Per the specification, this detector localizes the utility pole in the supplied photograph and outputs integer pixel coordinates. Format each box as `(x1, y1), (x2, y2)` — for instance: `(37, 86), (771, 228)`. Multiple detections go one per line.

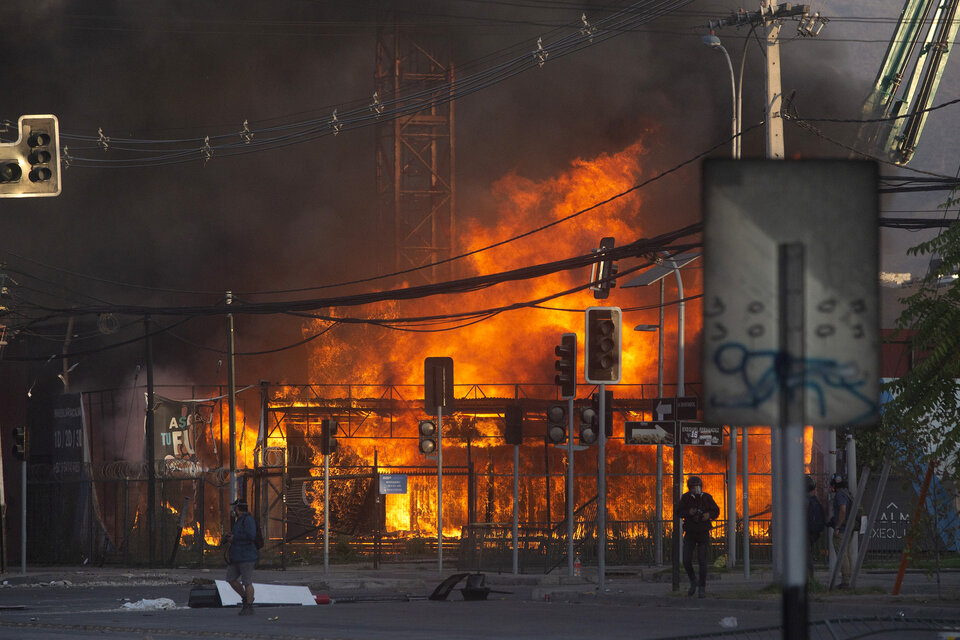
(704, 7), (826, 637)
(761, 2), (786, 159)
(706, 3), (826, 160)
(226, 292), (238, 505)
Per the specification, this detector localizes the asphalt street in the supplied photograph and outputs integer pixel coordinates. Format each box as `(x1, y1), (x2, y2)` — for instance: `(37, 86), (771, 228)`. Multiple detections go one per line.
(0, 564), (957, 639)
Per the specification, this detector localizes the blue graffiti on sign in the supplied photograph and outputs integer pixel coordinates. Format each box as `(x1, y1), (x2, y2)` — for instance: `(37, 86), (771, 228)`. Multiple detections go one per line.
(709, 342), (878, 424)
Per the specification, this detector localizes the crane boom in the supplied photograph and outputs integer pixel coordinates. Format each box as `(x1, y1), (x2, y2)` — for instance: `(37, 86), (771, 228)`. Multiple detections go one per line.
(859, 0), (960, 164)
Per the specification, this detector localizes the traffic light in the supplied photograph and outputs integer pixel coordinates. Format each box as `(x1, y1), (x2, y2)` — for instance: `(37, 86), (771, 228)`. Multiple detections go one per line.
(418, 419), (438, 456)
(578, 404), (598, 445)
(585, 306), (622, 383)
(504, 405), (523, 445)
(424, 357), (454, 415)
(554, 333), (577, 399)
(320, 419), (338, 455)
(0, 115), (61, 198)
(11, 426), (26, 461)
(590, 237), (619, 300)
(545, 404), (567, 444)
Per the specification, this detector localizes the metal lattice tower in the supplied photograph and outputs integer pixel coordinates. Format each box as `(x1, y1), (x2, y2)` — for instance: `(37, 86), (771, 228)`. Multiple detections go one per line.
(375, 24), (456, 284)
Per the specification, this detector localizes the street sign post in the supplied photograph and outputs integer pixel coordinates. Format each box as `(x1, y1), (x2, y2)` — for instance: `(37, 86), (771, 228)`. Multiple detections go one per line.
(625, 420), (676, 446)
(653, 396), (698, 420)
(379, 474), (408, 494)
(676, 396), (698, 420)
(678, 421), (723, 447)
(653, 397), (674, 420)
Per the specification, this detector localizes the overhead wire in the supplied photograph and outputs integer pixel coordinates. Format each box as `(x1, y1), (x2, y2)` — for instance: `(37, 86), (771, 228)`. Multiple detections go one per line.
(56, 0), (697, 168)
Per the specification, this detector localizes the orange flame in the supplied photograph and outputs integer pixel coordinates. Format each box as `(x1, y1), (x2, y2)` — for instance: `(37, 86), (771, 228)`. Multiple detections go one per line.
(289, 140), (725, 536)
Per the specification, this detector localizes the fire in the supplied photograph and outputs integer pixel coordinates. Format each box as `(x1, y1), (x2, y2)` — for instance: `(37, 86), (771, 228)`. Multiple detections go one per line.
(283, 140), (723, 537)
(304, 140), (656, 390)
(216, 402), (259, 468)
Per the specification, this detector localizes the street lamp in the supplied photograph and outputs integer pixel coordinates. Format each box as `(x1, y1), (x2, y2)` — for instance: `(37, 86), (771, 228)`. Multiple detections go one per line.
(624, 251), (699, 587)
(634, 322), (664, 565)
(702, 33), (742, 159)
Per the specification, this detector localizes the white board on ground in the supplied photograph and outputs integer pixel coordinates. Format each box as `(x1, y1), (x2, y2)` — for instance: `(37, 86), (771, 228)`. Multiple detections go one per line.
(215, 580), (317, 606)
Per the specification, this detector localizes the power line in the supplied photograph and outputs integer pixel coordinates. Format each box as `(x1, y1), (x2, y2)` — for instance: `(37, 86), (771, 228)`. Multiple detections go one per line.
(55, 0), (696, 169)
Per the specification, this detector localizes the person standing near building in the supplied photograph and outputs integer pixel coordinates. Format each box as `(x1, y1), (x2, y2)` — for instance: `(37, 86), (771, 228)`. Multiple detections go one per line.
(223, 498), (258, 615)
(806, 475), (827, 580)
(828, 474), (853, 588)
(677, 475), (720, 598)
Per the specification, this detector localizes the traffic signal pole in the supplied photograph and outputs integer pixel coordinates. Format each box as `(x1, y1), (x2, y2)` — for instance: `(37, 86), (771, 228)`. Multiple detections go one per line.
(324, 451), (330, 574)
(566, 397), (575, 577)
(512, 432), (519, 575)
(20, 457), (26, 574)
(598, 384), (607, 589)
(437, 404), (443, 575)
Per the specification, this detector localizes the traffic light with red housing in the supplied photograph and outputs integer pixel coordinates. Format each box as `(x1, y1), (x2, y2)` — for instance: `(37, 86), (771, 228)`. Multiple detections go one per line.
(0, 115), (61, 198)
(554, 333), (577, 399)
(585, 307), (622, 383)
(320, 419), (338, 455)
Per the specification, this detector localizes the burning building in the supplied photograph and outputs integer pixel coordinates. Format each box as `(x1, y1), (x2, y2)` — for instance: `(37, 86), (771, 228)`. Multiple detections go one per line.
(22, 139), (788, 570)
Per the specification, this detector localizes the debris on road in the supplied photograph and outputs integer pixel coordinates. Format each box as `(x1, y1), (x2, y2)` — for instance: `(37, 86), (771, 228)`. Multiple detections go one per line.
(122, 597), (177, 610)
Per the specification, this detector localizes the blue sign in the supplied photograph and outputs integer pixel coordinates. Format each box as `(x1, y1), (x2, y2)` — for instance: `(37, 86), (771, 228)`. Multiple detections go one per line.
(379, 474), (408, 495)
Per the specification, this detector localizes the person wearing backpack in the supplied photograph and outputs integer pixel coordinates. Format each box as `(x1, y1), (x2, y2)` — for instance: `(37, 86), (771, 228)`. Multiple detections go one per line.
(224, 498), (258, 615)
(806, 475), (826, 581)
(828, 474), (853, 588)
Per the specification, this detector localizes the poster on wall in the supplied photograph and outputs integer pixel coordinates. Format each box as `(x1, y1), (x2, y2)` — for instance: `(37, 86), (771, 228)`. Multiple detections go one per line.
(26, 392), (86, 475)
(148, 395), (214, 477)
(52, 393), (85, 475)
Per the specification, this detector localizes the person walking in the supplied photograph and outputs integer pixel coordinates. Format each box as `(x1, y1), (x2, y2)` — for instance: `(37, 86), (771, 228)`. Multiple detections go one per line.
(677, 475), (720, 598)
(224, 498), (258, 615)
(828, 474), (853, 588)
(806, 475), (827, 581)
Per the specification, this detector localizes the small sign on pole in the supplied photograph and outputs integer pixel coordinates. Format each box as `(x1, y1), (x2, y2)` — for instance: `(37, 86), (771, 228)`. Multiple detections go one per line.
(625, 420), (676, 446)
(379, 474), (408, 495)
(678, 421), (723, 447)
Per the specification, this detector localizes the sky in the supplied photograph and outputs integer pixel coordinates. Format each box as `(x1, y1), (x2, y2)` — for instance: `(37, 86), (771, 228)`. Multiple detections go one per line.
(0, 0), (957, 393)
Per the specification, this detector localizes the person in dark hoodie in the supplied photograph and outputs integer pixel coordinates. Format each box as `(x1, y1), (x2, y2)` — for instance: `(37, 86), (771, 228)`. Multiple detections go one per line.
(677, 475), (720, 598)
(223, 498), (258, 615)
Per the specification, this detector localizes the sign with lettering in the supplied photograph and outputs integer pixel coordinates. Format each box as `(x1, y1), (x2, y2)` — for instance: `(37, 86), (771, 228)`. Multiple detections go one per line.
(151, 395), (213, 477)
(52, 393), (84, 475)
(678, 421), (723, 447)
(676, 396), (698, 420)
(379, 474), (408, 495)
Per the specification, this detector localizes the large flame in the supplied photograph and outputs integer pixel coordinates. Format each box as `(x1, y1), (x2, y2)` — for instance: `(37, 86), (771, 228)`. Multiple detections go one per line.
(281, 140), (752, 537)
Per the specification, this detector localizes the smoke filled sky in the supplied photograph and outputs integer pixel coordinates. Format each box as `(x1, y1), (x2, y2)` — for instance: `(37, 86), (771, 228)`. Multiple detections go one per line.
(1, 0), (958, 390)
